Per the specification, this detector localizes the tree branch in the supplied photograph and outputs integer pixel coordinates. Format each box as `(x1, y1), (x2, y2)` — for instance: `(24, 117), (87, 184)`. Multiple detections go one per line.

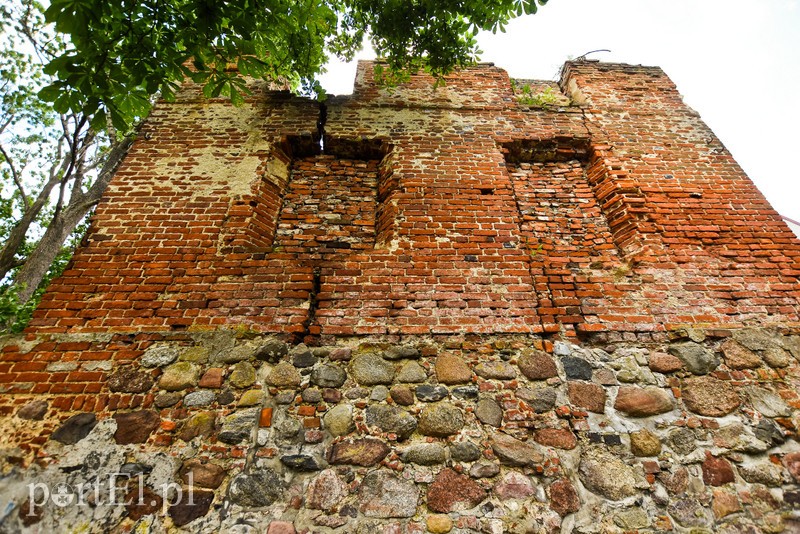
(0, 143), (29, 207)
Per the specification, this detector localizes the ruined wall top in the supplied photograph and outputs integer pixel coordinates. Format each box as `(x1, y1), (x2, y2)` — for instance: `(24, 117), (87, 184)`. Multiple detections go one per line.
(1, 60), (800, 534)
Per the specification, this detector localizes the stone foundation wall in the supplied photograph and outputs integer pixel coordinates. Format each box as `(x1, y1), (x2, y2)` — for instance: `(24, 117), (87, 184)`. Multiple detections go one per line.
(1, 328), (800, 532)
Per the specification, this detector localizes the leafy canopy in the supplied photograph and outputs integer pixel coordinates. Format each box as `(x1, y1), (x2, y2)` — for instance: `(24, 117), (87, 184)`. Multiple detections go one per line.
(40, 0), (548, 131)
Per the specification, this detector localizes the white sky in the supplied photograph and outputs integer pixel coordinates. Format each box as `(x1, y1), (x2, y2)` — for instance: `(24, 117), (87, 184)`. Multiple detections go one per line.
(319, 0), (800, 235)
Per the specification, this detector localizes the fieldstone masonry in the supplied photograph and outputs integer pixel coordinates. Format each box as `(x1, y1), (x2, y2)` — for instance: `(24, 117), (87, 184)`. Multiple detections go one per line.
(0, 60), (799, 533)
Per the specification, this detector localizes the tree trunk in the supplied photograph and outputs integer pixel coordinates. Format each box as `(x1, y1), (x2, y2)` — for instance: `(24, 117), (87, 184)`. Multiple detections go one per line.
(13, 136), (133, 305)
(0, 171), (63, 281)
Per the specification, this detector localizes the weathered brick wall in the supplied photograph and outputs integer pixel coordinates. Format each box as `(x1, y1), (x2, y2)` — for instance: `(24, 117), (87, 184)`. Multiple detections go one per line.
(1, 61), (800, 533)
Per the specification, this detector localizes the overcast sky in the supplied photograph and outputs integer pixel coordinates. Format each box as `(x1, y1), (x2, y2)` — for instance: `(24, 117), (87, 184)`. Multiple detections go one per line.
(320, 0), (800, 235)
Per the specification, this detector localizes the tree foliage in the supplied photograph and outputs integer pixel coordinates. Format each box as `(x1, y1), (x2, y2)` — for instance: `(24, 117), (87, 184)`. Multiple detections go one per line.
(41, 0), (548, 131)
(0, 1), (133, 331)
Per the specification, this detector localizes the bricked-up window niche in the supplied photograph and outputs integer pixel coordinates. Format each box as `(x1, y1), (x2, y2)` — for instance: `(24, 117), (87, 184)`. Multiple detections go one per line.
(502, 137), (623, 326)
(273, 136), (393, 259)
(217, 134), (394, 256)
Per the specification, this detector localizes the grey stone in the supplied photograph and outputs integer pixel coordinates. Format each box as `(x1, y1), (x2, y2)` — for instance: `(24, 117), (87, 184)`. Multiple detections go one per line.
(384, 346), (420, 360)
(274, 390), (296, 404)
(403, 443), (447, 465)
(474, 361), (516, 380)
(517, 387), (557, 412)
(450, 441), (482, 462)
(218, 408), (258, 444)
(754, 418), (786, 446)
(273, 411), (302, 441)
(451, 385), (479, 400)
(667, 498), (713, 528)
(51, 413), (96, 444)
(179, 346), (210, 363)
(763, 347), (792, 368)
(784, 335), (800, 360)
(745, 386), (791, 417)
(228, 362), (257, 389)
(714, 423), (770, 454)
(370, 385), (389, 401)
(491, 433), (543, 467)
(350, 353), (395, 385)
(738, 461), (784, 486)
(17, 400), (48, 420)
(553, 342), (572, 356)
(266, 361), (302, 388)
(669, 342), (719, 375)
(359, 470), (419, 518)
(254, 339), (289, 362)
(345, 387), (368, 399)
(219, 343), (257, 364)
(302, 388), (322, 403)
(732, 329), (781, 351)
(475, 398), (503, 427)
(324, 404), (354, 436)
(415, 384), (449, 402)
(366, 404), (417, 440)
(579, 446), (641, 501)
(396, 361), (427, 383)
(228, 468), (285, 508)
(108, 367), (154, 393)
(561, 356), (592, 380)
(158, 362), (199, 391)
(183, 390), (217, 407)
(470, 462), (500, 478)
(667, 427), (696, 455)
(418, 403), (464, 437)
(310, 364), (347, 388)
(140, 344), (179, 368)
(291, 344), (317, 368)
(154, 391), (183, 408)
(280, 454), (323, 471)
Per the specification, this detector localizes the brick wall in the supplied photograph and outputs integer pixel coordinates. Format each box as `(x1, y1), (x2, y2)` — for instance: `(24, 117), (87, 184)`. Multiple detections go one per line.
(2, 61), (800, 533)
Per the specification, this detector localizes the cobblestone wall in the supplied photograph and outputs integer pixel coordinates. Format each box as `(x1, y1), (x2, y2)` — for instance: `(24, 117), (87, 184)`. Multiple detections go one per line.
(1, 61), (800, 533)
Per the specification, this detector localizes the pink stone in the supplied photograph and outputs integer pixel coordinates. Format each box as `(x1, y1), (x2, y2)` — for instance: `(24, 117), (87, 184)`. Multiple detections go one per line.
(494, 471), (535, 499)
(267, 521), (296, 534)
